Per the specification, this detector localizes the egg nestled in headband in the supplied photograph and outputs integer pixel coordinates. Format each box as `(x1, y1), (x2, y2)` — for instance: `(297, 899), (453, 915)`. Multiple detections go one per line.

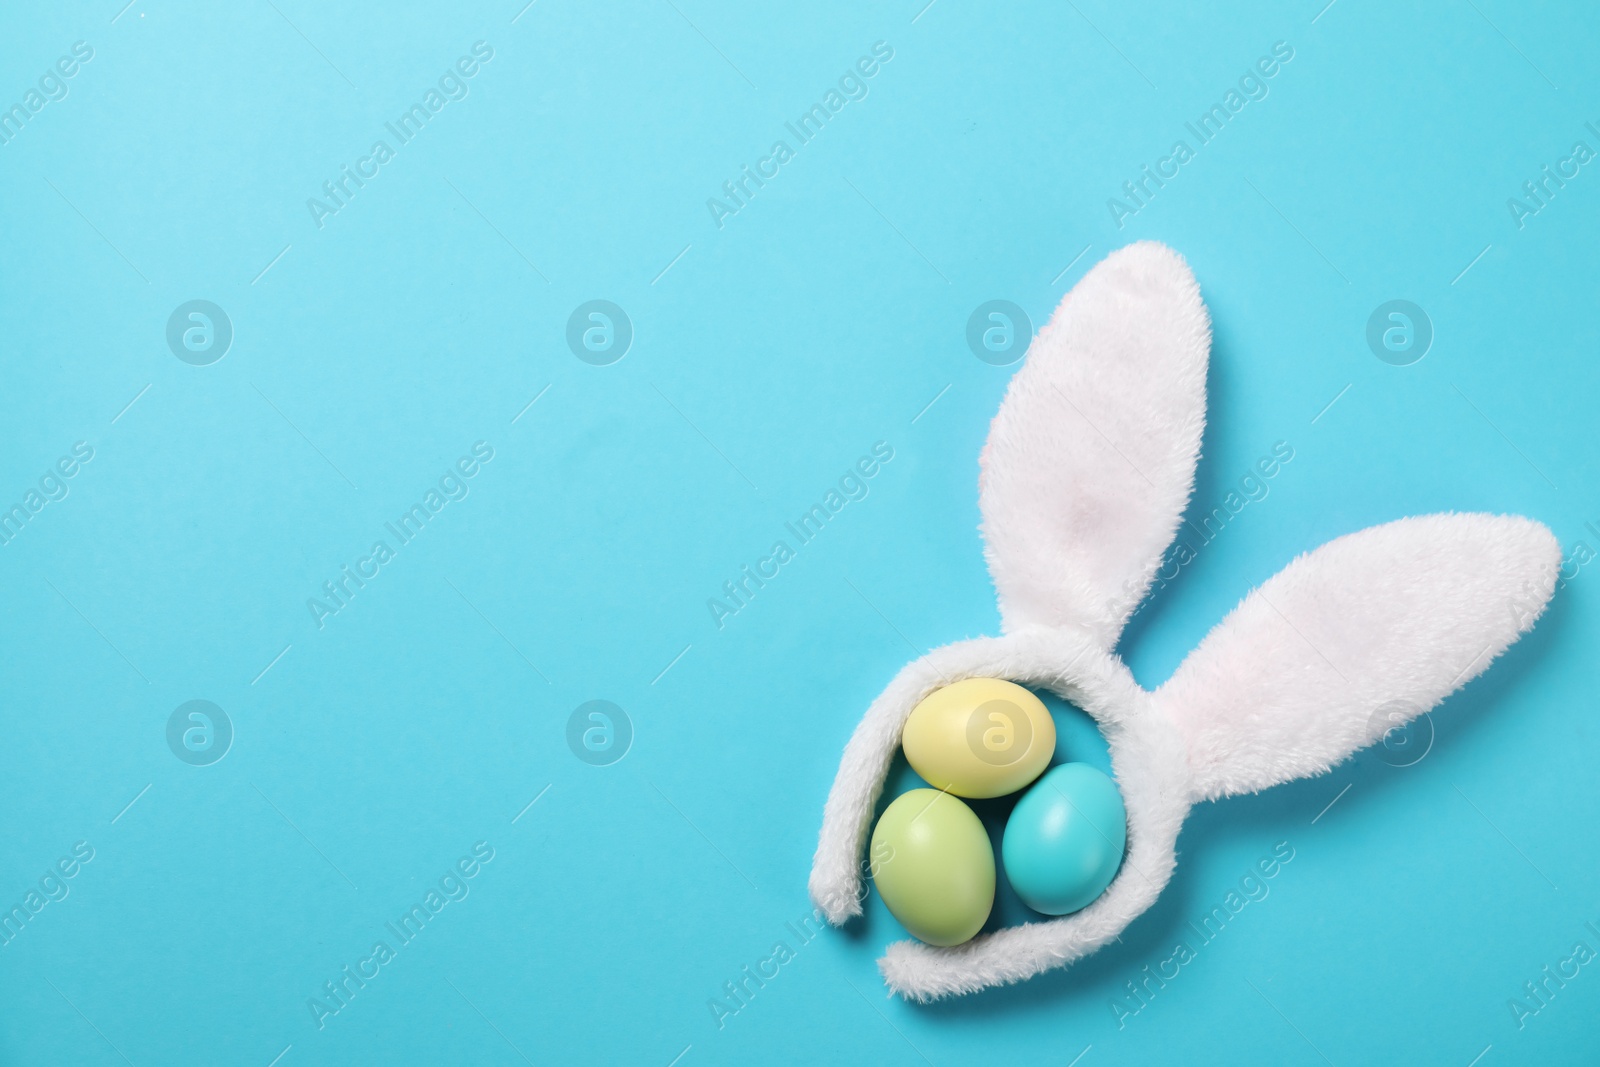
(900, 678), (1055, 798)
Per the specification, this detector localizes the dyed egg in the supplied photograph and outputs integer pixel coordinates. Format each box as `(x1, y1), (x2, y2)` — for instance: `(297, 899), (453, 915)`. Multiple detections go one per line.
(870, 788), (995, 946)
(901, 678), (1055, 798)
(1002, 763), (1126, 916)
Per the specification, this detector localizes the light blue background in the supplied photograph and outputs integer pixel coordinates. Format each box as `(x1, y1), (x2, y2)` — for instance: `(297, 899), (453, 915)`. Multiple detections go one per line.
(2, 0), (1597, 1063)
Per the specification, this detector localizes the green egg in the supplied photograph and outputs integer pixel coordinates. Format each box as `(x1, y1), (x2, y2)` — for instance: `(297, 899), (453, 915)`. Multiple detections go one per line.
(869, 788), (995, 946)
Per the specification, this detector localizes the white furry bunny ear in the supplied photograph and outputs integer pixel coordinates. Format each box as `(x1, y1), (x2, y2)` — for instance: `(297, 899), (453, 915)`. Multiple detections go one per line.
(1158, 514), (1560, 801)
(981, 241), (1210, 646)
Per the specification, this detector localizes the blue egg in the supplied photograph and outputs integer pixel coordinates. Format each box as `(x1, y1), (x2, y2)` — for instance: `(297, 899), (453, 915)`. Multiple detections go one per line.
(1002, 763), (1127, 915)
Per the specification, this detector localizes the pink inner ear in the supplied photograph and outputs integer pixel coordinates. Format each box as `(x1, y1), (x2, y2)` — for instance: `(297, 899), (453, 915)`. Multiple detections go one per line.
(1156, 513), (1560, 802)
(979, 241), (1211, 647)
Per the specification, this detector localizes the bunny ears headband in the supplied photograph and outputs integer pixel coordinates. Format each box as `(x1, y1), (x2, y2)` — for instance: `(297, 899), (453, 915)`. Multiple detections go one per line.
(809, 242), (1560, 1001)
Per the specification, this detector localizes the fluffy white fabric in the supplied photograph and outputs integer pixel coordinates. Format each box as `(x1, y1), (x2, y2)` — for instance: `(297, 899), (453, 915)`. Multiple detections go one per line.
(808, 241), (1560, 1001)
(1163, 513), (1558, 801)
(981, 241), (1210, 644)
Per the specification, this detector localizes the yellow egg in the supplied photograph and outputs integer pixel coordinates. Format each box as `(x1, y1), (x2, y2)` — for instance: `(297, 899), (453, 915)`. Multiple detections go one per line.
(901, 678), (1055, 798)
